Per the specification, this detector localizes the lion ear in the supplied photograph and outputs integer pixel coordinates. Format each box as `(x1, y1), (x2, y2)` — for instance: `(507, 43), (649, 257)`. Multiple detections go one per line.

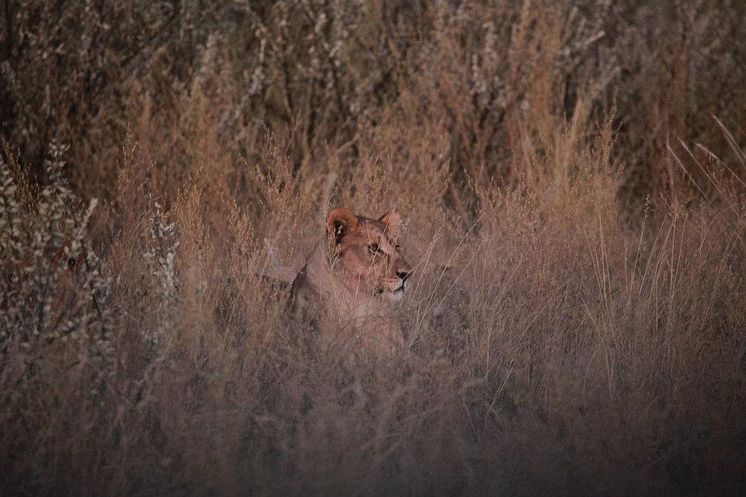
(326, 208), (359, 246)
(378, 209), (401, 237)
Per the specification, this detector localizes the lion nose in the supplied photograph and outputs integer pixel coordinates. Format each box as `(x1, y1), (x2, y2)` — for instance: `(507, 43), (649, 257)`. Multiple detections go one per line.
(397, 270), (411, 281)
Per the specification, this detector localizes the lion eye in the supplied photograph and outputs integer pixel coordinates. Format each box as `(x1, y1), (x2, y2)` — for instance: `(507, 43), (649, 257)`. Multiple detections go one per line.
(369, 243), (382, 256)
(394, 244), (401, 249)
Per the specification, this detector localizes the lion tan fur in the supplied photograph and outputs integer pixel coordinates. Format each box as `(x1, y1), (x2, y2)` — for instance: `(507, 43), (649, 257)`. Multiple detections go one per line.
(290, 208), (412, 357)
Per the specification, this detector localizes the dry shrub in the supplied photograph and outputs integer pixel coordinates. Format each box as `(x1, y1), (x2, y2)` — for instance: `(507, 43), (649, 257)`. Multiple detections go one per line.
(3, 1), (745, 203)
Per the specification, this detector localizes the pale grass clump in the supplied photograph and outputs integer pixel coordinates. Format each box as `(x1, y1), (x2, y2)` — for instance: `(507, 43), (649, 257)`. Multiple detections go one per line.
(2, 116), (745, 496)
(0, 145), (115, 495)
(0, 143), (113, 373)
(141, 195), (180, 349)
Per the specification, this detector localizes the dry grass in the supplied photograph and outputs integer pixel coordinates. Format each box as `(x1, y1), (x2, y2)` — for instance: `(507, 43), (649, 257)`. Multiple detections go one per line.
(2, 1), (746, 496)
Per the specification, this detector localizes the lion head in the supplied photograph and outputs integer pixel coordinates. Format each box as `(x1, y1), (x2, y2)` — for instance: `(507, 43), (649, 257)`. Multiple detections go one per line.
(325, 207), (412, 301)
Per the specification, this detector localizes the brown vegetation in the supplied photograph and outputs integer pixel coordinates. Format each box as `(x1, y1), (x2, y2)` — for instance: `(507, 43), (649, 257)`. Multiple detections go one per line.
(1, 1), (745, 496)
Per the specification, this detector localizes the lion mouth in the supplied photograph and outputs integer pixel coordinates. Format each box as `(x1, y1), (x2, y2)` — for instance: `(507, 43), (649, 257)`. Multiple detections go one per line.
(375, 281), (406, 301)
(388, 282), (406, 301)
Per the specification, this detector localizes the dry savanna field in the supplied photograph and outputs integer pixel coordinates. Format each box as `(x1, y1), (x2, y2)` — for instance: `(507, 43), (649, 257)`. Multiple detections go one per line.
(1, 1), (746, 496)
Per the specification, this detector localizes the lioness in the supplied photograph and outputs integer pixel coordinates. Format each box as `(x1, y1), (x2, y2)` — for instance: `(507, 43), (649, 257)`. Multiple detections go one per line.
(290, 207), (412, 357)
